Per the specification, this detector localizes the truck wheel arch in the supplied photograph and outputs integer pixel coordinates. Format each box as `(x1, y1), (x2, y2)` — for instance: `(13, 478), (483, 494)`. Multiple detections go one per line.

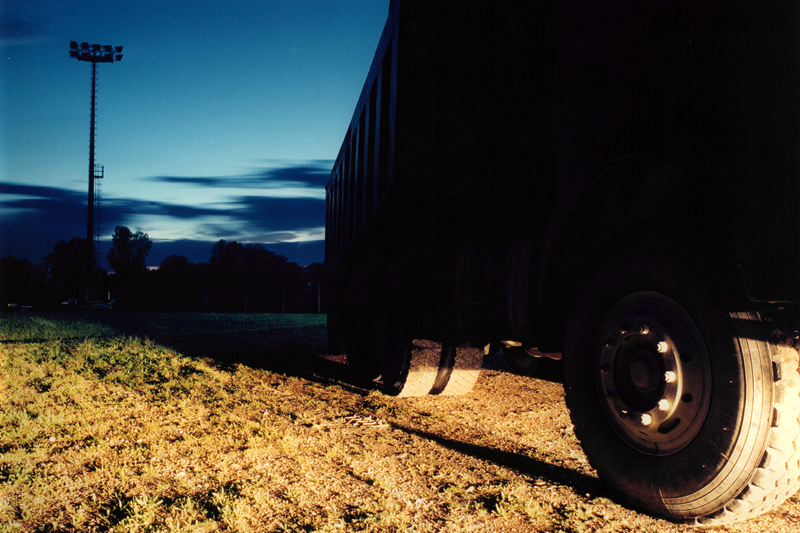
(538, 158), (740, 350)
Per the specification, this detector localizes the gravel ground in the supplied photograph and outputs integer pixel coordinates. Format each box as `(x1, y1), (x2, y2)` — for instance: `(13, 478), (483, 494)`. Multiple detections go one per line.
(314, 348), (800, 533)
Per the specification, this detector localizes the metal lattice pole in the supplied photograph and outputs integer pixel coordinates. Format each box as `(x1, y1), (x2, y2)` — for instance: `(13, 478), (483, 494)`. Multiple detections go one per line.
(69, 41), (123, 297)
(87, 60), (97, 278)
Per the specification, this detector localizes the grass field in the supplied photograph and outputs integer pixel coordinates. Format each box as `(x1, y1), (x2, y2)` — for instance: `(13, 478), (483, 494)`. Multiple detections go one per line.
(1, 312), (343, 533)
(2, 312), (797, 533)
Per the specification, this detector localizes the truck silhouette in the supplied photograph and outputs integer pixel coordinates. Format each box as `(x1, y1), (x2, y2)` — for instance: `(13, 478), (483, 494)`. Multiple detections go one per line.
(324, 1), (800, 524)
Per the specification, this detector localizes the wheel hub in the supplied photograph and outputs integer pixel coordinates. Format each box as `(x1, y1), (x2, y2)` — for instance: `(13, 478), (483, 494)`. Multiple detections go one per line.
(614, 337), (666, 412)
(596, 292), (711, 455)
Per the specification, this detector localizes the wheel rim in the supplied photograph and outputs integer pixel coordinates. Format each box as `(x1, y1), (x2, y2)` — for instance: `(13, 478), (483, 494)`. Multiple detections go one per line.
(596, 291), (711, 455)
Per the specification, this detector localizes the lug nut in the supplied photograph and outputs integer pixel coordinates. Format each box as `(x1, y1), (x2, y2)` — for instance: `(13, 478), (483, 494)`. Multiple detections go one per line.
(639, 324), (650, 335)
(656, 341), (669, 353)
(640, 413), (652, 426)
(658, 399), (670, 411)
(664, 371), (676, 383)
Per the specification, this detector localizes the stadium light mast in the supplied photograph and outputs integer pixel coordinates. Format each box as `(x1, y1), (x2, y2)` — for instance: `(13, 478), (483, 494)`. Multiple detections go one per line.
(69, 41), (123, 298)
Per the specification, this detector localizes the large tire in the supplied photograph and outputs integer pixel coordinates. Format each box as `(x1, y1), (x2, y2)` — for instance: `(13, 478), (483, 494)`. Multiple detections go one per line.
(431, 342), (485, 396)
(344, 275), (379, 381)
(564, 246), (800, 525)
(398, 340), (446, 397)
(374, 265), (441, 396)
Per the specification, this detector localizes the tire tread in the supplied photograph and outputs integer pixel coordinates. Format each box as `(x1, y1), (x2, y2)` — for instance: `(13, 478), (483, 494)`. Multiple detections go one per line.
(394, 340), (442, 397)
(696, 344), (800, 525)
(437, 344), (484, 396)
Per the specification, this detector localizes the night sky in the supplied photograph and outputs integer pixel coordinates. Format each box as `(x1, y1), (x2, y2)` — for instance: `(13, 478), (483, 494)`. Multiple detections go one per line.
(1, 0), (389, 267)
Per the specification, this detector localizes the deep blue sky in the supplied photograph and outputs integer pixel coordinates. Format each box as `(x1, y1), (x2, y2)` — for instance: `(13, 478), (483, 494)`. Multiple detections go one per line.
(1, 0), (389, 267)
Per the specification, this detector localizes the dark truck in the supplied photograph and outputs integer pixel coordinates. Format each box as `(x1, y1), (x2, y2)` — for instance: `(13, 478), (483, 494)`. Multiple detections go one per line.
(324, 0), (800, 524)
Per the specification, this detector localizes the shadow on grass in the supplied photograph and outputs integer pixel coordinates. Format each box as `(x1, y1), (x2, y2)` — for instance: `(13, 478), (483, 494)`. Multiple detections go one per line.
(391, 422), (612, 500)
(74, 312), (615, 503)
(76, 312), (370, 393)
(140, 327), (611, 502)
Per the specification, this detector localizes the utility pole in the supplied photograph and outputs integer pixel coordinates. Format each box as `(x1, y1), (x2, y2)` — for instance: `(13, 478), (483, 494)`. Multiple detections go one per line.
(69, 41), (123, 300)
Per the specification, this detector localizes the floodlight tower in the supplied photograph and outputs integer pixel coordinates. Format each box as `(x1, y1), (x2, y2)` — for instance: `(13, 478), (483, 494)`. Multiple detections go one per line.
(69, 41), (123, 292)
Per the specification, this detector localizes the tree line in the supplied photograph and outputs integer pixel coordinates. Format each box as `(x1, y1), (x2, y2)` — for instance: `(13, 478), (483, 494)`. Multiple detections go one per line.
(0, 226), (325, 313)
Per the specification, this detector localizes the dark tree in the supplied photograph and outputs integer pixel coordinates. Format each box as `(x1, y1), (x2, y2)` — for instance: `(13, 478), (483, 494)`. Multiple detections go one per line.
(154, 254), (206, 311)
(209, 240), (245, 275)
(44, 237), (89, 301)
(302, 262), (326, 312)
(159, 254), (191, 274)
(241, 243), (290, 278)
(205, 240), (309, 312)
(0, 256), (36, 307)
(303, 262), (325, 285)
(107, 226), (153, 275)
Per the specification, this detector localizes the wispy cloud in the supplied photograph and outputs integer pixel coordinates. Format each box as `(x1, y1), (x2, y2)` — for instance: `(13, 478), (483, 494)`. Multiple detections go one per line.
(148, 159), (333, 198)
(0, 161), (329, 265)
(0, 18), (45, 45)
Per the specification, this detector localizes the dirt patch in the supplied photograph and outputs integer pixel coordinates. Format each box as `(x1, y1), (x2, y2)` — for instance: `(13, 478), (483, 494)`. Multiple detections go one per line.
(304, 349), (800, 532)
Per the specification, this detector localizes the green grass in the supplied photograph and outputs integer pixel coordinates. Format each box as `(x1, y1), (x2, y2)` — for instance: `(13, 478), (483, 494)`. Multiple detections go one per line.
(0, 314), (115, 341)
(0, 312), (326, 342)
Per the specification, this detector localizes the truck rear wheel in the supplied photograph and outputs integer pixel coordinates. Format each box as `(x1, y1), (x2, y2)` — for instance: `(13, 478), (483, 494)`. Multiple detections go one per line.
(563, 248), (800, 524)
(344, 275), (378, 381)
(374, 265), (441, 396)
(430, 342), (485, 395)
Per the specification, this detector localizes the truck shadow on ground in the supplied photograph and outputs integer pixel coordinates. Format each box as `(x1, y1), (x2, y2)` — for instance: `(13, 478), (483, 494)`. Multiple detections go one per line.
(151, 330), (616, 506)
(390, 422), (613, 500)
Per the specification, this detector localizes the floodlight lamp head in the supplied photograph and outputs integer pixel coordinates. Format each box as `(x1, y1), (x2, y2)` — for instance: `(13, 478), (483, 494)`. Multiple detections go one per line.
(70, 41), (124, 63)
